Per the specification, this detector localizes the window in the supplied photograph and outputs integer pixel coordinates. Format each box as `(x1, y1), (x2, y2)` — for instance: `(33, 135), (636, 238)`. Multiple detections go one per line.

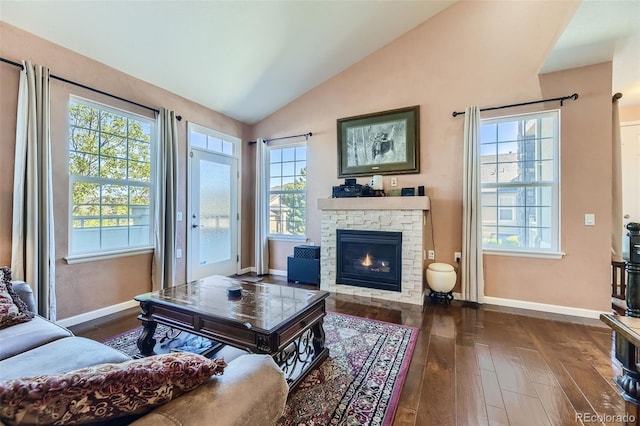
(480, 110), (560, 254)
(68, 97), (155, 255)
(267, 144), (307, 237)
(189, 123), (235, 156)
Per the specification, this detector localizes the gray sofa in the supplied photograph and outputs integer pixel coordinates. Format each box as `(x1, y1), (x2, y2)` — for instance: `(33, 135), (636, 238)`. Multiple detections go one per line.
(0, 281), (289, 426)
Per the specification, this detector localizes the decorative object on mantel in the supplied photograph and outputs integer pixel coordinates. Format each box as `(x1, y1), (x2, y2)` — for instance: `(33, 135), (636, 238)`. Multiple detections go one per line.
(332, 178), (385, 198)
(400, 187), (415, 196)
(337, 106), (419, 177)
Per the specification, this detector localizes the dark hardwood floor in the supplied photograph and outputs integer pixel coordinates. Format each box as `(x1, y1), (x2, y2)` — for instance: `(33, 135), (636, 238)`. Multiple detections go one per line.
(70, 275), (625, 425)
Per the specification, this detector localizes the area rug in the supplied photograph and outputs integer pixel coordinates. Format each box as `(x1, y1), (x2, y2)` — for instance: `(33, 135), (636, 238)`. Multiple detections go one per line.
(101, 324), (219, 357)
(102, 312), (418, 426)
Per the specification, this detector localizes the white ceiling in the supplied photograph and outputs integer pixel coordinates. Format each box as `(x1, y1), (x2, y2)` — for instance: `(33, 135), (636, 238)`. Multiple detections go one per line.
(1, 1), (638, 124)
(541, 0), (640, 106)
(0, 0), (455, 124)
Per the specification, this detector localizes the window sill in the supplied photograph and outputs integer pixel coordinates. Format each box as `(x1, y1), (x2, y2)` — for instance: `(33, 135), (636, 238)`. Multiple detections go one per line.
(483, 249), (564, 260)
(65, 247), (154, 264)
(268, 235), (307, 243)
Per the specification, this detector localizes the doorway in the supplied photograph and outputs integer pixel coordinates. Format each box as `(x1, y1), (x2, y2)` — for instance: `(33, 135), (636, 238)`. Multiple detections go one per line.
(622, 121), (640, 258)
(187, 124), (240, 281)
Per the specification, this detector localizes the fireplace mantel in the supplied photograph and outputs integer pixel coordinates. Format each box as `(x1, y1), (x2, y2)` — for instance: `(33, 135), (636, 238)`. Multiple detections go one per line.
(319, 198), (428, 305)
(317, 196), (430, 211)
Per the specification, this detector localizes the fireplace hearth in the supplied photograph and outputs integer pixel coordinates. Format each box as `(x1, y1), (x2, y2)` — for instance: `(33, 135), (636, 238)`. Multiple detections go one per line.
(336, 229), (402, 292)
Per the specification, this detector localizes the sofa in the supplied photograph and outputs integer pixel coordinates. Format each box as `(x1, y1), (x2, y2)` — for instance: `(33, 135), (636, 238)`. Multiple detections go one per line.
(0, 279), (289, 426)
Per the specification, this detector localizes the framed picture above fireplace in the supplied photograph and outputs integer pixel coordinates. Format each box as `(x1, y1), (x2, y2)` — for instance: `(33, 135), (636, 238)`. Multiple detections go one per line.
(337, 105), (419, 178)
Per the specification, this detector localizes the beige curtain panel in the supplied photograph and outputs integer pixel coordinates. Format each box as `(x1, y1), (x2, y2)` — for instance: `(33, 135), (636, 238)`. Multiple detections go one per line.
(152, 108), (179, 291)
(461, 106), (484, 303)
(11, 60), (56, 320)
(255, 138), (270, 275)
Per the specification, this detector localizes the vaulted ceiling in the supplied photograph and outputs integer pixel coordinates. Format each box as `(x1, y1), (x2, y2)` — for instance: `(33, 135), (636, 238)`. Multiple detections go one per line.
(1, 1), (638, 124)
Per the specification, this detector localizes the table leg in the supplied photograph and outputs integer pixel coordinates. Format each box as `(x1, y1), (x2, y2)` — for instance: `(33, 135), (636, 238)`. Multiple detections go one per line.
(311, 317), (326, 356)
(137, 319), (157, 356)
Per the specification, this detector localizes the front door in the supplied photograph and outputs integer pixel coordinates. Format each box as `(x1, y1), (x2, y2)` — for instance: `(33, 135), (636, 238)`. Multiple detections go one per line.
(189, 149), (239, 280)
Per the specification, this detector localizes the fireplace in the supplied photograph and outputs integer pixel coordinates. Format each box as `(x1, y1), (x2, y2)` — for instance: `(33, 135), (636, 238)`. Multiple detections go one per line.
(336, 229), (402, 292)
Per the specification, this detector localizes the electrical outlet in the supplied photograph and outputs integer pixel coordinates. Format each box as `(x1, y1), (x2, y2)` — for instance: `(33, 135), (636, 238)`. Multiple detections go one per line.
(428, 250), (435, 260)
(391, 177), (398, 187)
(454, 252), (461, 263)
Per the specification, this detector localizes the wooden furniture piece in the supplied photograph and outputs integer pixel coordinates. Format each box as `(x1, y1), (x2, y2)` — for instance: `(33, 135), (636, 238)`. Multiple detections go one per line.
(600, 313), (640, 424)
(613, 260), (628, 315)
(134, 275), (329, 391)
(626, 223), (640, 317)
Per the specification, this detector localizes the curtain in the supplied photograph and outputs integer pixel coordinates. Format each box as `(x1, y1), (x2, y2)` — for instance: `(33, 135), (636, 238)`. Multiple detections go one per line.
(255, 138), (270, 275)
(152, 109), (178, 291)
(11, 60), (56, 320)
(612, 96), (623, 262)
(461, 106), (484, 303)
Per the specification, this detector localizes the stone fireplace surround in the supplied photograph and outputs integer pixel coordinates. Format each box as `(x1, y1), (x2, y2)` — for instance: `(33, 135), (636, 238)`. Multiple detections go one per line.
(318, 197), (430, 305)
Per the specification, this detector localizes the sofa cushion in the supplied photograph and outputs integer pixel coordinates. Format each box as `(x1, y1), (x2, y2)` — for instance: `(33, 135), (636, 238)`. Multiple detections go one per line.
(9, 281), (36, 314)
(0, 268), (34, 330)
(0, 268), (33, 317)
(0, 316), (73, 361)
(130, 354), (287, 426)
(0, 336), (132, 381)
(0, 352), (227, 426)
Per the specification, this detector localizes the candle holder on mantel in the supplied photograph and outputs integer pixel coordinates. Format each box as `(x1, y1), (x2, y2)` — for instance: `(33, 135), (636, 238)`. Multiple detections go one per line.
(625, 222), (640, 317)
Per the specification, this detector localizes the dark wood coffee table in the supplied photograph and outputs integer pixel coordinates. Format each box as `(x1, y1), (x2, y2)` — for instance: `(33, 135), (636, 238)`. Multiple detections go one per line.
(134, 275), (329, 390)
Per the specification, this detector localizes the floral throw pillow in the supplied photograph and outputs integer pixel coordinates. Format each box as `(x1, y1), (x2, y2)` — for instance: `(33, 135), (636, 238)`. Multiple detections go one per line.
(0, 267), (34, 329)
(0, 352), (227, 425)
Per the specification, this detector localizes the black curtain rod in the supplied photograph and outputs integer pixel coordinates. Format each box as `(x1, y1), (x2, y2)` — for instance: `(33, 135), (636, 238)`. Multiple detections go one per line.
(1, 57), (182, 121)
(452, 93), (579, 117)
(248, 132), (312, 145)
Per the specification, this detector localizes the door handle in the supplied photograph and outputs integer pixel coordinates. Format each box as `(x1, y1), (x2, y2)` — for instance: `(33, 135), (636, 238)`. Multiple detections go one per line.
(624, 214), (631, 219)
(192, 223), (199, 228)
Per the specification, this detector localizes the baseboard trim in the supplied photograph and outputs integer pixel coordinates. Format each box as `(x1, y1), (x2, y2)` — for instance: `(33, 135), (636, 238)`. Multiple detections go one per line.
(57, 300), (139, 328)
(269, 269), (287, 276)
(238, 267), (253, 275)
(451, 292), (604, 319)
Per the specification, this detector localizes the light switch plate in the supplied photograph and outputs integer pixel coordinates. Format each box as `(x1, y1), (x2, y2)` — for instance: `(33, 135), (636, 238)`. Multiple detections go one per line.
(176, 212), (183, 222)
(584, 213), (595, 226)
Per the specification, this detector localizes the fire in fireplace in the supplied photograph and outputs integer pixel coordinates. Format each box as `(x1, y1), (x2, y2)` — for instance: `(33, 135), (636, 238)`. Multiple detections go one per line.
(336, 229), (402, 292)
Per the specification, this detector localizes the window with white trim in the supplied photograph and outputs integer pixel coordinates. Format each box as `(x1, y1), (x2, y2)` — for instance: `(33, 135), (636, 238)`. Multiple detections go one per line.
(68, 97), (156, 255)
(267, 144), (307, 237)
(480, 110), (560, 254)
(189, 123), (235, 156)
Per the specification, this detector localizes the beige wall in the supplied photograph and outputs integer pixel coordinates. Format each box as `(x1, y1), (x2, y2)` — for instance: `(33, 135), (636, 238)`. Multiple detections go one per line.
(252, 0), (613, 312)
(0, 0), (619, 318)
(620, 104), (640, 123)
(0, 22), (252, 319)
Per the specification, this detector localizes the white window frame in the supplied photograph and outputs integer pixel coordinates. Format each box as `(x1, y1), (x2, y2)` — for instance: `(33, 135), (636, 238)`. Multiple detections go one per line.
(480, 110), (562, 259)
(266, 142), (307, 241)
(66, 96), (156, 263)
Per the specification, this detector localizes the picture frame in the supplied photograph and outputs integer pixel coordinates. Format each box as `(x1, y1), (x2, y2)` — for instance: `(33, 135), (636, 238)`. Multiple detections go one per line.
(337, 105), (419, 178)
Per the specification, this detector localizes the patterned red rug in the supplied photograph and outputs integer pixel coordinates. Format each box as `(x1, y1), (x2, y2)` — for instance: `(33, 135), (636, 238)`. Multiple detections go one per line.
(102, 312), (418, 426)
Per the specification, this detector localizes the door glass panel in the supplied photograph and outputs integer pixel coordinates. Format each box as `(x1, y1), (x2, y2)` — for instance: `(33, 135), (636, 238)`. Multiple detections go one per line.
(199, 158), (231, 266)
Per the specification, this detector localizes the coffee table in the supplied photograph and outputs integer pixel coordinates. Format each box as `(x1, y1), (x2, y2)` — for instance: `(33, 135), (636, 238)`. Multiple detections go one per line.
(134, 275), (329, 390)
